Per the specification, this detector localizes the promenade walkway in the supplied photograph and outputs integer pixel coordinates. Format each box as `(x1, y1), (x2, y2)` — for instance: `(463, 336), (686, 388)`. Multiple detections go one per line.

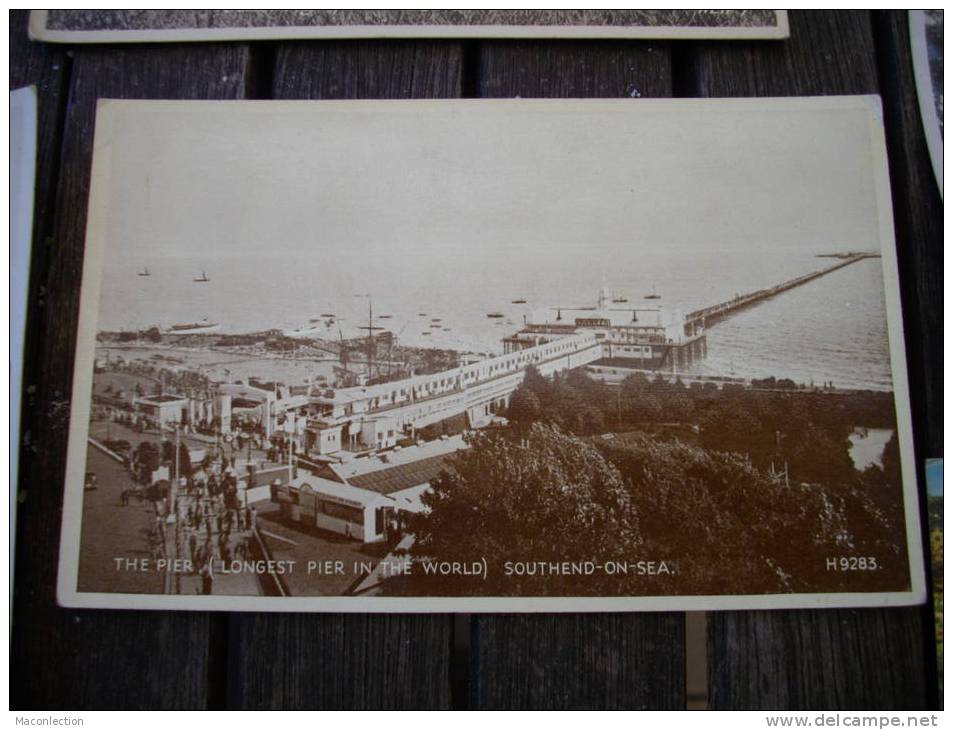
(77, 445), (164, 594)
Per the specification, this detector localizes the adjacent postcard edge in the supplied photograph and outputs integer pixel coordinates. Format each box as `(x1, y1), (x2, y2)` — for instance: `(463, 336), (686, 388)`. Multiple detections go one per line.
(29, 9), (789, 43)
(55, 95), (926, 613)
(11, 85), (38, 621)
(908, 10), (943, 198)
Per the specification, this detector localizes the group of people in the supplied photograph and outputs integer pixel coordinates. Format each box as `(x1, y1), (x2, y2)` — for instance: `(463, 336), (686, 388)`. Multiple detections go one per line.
(148, 469), (259, 595)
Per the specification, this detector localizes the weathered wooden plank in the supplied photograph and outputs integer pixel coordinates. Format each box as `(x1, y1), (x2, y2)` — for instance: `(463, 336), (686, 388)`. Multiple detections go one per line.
(273, 40), (462, 99)
(709, 609), (929, 710)
(224, 41), (463, 710)
(9, 10), (69, 571)
(479, 40), (671, 98)
(10, 43), (248, 709)
(874, 11), (943, 708)
(229, 614), (453, 709)
(874, 10), (943, 458)
(691, 10), (931, 710)
(9, 11), (67, 241)
(471, 40), (685, 711)
(472, 613), (686, 710)
(689, 10), (880, 97)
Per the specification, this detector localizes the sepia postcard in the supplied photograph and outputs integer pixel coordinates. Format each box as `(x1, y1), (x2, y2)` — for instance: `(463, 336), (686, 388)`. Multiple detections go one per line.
(29, 9), (790, 42)
(58, 97), (925, 612)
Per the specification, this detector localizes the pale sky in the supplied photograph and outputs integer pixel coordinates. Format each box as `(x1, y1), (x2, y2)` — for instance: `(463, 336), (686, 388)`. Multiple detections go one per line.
(95, 98), (885, 279)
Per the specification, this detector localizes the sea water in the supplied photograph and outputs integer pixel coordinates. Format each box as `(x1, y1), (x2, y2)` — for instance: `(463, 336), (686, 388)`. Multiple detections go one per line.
(100, 245), (894, 391)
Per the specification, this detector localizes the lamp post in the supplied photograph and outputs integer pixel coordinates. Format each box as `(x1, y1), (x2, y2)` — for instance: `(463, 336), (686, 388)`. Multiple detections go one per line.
(167, 423), (180, 525)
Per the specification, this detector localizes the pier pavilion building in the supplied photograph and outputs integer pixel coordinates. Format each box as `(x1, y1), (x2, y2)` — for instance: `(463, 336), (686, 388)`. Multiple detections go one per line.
(291, 287), (704, 457)
(502, 285), (706, 371)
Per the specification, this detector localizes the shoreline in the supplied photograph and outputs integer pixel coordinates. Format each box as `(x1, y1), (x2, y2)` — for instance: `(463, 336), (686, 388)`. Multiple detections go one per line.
(95, 339), (895, 396)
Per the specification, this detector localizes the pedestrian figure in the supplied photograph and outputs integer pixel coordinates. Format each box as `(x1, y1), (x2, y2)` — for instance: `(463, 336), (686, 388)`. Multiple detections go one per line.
(200, 565), (214, 595)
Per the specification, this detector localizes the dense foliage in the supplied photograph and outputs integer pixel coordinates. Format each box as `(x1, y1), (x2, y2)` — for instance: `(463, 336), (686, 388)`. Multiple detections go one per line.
(396, 367), (909, 597)
(509, 367), (896, 481)
(402, 424), (642, 596)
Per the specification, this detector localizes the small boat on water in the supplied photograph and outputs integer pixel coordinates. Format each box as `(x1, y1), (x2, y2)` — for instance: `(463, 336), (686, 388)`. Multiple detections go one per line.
(644, 284), (661, 300)
(138, 267), (151, 277)
(320, 313), (335, 317)
(284, 324), (324, 338)
(511, 298), (527, 304)
(377, 314), (392, 319)
(193, 271), (210, 282)
(486, 312), (504, 318)
(418, 313), (428, 317)
(167, 318), (219, 334)
(612, 296), (629, 303)
(422, 331), (432, 336)
(431, 317), (442, 322)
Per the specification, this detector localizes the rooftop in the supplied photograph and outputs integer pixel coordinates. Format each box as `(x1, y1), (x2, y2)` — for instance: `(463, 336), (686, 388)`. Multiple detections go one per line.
(288, 474), (394, 507)
(332, 434), (466, 480)
(346, 453), (456, 495)
(136, 394), (187, 404)
(325, 434), (467, 495)
(530, 305), (679, 329)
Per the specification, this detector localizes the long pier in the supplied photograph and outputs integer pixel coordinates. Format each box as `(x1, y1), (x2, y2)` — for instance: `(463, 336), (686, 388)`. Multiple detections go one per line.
(686, 253), (879, 328)
(302, 252), (881, 443)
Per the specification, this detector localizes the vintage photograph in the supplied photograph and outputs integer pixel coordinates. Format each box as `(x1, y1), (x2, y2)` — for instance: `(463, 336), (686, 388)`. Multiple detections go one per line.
(58, 98), (923, 611)
(30, 9), (789, 42)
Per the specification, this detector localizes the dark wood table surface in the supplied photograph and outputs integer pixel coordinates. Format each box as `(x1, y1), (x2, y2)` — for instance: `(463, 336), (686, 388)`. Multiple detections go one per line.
(10, 9), (943, 710)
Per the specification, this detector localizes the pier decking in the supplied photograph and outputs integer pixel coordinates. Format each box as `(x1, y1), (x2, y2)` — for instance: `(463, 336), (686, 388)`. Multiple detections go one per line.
(686, 253), (879, 328)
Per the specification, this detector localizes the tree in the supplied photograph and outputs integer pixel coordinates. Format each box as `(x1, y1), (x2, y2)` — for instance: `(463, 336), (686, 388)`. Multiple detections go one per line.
(400, 424), (642, 596)
(596, 433), (906, 594)
(133, 441), (159, 484)
(520, 365), (549, 398)
(784, 425), (855, 485)
(506, 387), (541, 431)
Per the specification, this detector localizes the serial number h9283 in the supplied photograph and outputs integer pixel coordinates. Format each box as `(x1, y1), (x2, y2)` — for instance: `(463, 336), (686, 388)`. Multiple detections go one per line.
(825, 556), (880, 571)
